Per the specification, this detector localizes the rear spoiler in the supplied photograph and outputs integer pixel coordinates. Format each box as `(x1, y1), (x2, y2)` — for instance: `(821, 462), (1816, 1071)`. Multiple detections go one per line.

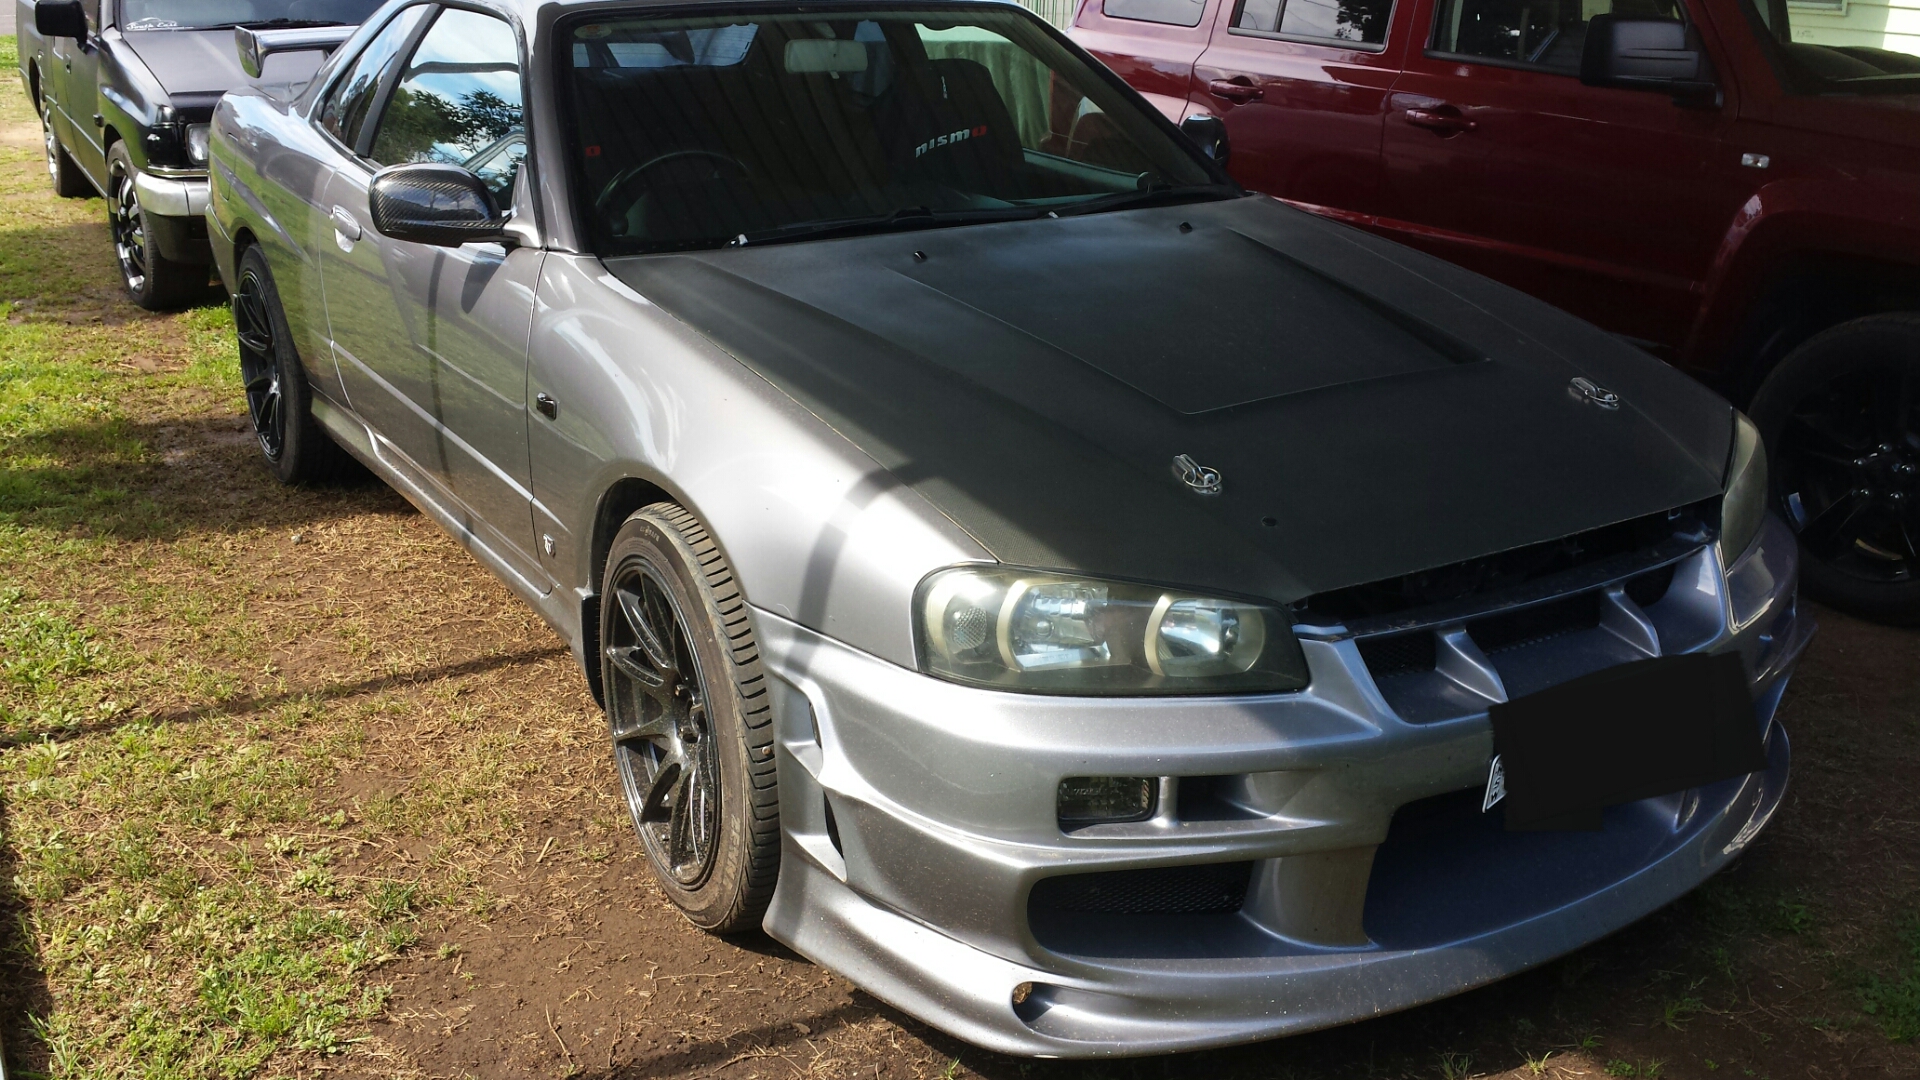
(235, 24), (355, 79)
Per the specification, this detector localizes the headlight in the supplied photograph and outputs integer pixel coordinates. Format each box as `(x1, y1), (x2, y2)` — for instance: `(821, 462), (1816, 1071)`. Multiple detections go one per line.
(916, 566), (1309, 695)
(185, 124), (210, 165)
(1719, 411), (1768, 564)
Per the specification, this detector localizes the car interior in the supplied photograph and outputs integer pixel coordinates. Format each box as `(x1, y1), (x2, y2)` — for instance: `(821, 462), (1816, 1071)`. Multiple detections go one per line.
(566, 14), (1206, 252)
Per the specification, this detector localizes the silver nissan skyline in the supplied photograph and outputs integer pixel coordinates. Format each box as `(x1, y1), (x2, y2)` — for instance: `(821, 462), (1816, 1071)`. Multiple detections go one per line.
(207, 0), (1811, 1056)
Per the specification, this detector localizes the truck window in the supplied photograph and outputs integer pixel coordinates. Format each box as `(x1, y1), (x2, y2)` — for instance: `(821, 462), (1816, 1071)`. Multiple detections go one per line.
(1234, 0), (1393, 46)
(1102, 0), (1209, 28)
(1429, 0), (1683, 73)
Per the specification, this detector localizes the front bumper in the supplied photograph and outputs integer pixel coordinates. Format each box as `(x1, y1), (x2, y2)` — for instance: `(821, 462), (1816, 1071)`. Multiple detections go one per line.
(756, 515), (1811, 1057)
(132, 169), (210, 217)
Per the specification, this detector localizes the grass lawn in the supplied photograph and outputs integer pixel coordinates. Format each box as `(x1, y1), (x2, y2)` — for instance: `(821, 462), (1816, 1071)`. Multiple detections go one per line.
(4, 31), (1920, 1080)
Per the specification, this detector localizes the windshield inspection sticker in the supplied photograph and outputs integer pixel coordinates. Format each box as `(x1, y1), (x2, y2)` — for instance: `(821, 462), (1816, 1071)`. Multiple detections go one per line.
(1482, 754), (1506, 812)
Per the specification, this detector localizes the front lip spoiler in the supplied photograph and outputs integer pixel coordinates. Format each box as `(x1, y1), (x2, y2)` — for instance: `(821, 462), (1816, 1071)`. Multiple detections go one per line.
(766, 720), (1794, 1057)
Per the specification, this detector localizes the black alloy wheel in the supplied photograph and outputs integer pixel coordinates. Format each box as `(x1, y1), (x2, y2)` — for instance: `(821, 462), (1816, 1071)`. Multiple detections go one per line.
(1751, 314), (1920, 624)
(105, 143), (211, 311)
(235, 263), (286, 461)
(600, 504), (779, 932)
(41, 94), (91, 198)
(231, 245), (359, 485)
(608, 560), (723, 887)
(108, 156), (152, 298)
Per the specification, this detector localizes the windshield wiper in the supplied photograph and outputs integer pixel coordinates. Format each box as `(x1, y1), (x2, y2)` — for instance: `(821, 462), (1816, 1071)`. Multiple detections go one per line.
(734, 205), (1045, 247)
(1056, 182), (1241, 217)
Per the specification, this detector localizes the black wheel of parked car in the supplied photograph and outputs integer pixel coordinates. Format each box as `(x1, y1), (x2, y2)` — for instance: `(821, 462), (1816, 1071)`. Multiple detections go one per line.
(106, 143), (209, 311)
(40, 95), (92, 199)
(234, 245), (360, 485)
(600, 504), (778, 932)
(1750, 314), (1920, 624)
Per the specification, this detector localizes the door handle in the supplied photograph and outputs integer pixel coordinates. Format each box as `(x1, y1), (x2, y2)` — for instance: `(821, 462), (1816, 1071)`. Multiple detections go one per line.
(1207, 78), (1263, 104)
(535, 392), (558, 420)
(329, 206), (362, 241)
(1403, 108), (1477, 134)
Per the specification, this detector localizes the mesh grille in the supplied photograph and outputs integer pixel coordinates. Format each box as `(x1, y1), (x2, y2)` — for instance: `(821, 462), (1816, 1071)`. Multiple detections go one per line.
(1467, 591), (1602, 654)
(1357, 631), (1438, 679)
(1029, 862), (1252, 915)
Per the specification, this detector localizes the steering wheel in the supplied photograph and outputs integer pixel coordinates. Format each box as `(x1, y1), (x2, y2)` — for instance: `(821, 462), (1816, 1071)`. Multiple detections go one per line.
(594, 149), (752, 220)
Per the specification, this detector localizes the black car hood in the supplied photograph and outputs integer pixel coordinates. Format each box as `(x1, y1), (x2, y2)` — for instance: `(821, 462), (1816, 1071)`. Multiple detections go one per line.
(122, 29), (326, 101)
(608, 197), (1732, 605)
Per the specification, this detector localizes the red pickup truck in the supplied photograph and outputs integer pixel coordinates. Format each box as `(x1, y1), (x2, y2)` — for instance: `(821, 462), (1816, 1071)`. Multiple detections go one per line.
(1074, 0), (1920, 623)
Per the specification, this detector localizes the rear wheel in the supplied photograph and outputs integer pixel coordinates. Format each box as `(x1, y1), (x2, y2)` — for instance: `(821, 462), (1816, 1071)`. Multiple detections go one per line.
(1749, 314), (1920, 624)
(234, 245), (359, 485)
(107, 143), (210, 310)
(600, 504), (778, 932)
(40, 93), (92, 199)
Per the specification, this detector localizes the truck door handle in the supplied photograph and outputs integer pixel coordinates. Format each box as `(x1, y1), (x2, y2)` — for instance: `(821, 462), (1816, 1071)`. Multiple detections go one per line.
(329, 206), (362, 241)
(535, 392), (558, 420)
(1207, 78), (1263, 104)
(1403, 107), (1477, 134)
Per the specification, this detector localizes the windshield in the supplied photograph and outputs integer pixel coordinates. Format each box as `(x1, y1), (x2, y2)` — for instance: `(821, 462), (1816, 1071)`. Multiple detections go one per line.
(1744, 0), (1920, 92)
(564, 5), (1230, 255)
(119, 0), (384, 31)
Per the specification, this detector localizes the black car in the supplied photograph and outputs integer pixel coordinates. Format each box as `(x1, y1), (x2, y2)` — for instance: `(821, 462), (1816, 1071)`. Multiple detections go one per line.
(14, 0), (380, 307)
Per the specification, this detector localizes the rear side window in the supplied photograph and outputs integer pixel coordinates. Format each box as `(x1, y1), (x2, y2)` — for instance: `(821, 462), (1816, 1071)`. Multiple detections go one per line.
(1103, 0), (1209, 28)
(1234, 0), (1393, 45)
(368, 7), (525, 200)
(1430, 0), (1683, 72)
(318, 4), (431, 153)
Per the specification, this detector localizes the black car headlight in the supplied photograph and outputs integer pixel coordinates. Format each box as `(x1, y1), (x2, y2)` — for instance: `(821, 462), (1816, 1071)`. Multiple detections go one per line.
(916, 566), (1309, 695)
(1719, 411), (1768, 565)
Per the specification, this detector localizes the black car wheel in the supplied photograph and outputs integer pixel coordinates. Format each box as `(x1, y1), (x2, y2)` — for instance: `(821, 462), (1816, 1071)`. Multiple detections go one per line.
(106, 143), (209, 311)
(1750, 314), (1920, 624)
(41, 94), (92, 199)
(234, 245), (359, 485)
(601, 504), (778, 932)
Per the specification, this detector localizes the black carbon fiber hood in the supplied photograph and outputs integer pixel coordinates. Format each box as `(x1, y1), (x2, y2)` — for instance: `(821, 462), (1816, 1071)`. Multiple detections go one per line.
(607, 196), (1732, 604)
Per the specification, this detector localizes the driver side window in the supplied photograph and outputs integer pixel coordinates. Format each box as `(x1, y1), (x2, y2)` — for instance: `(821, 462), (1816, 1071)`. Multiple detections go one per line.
(368, 7), (526, 201)
(319, 5), (431, 152)
(1429, 0), (1685, 73)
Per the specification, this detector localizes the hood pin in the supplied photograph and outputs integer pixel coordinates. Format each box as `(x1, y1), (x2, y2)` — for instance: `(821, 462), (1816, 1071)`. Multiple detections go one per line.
(1172, 454), (1223, 495)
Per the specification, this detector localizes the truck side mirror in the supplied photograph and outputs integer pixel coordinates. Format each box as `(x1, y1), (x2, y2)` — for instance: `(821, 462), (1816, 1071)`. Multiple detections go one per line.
(34, 0), (89, 40)
(1580, 15), (1718, 104)
(1180, 114), (1230, 167)
(367, 163), (512, 247)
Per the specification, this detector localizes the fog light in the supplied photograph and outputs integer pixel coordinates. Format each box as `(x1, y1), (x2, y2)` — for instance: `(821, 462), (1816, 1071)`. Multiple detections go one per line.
(1057, 776), (1156, 826)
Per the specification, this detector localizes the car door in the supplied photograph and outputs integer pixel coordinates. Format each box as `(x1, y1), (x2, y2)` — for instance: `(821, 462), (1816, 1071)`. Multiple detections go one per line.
(1188, 0), (1409, 217)
(49, 0), (105, 181)
(1376, 0), (1745, 353)
(318, 4), (547, 582)
(1072, 0), (1227, 123)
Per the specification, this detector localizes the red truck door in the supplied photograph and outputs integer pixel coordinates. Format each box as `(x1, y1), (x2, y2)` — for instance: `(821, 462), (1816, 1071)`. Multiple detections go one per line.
(1186, 0), (1412, 218)
(1073, 0), (1227, 123)
(1375, 0), (1748, 354)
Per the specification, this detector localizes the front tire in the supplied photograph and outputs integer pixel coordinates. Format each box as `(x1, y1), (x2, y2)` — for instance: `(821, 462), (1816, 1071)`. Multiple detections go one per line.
(600, 504), (778, 932)
(107, 143), (209, 311)
(234, 245), (359, 485)
(1749, 314), (1920, 624)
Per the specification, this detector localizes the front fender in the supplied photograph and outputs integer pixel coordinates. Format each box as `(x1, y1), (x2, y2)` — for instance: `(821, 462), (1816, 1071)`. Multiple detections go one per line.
(527, 253), (993, 671)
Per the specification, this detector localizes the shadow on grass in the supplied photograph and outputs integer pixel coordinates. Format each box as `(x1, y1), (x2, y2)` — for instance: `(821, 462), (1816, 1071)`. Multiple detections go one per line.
(0, 788), (53, 1078)
(1, 412), (404, 543)
(0, 221), (225, 324)
(0, 643), (569, 748)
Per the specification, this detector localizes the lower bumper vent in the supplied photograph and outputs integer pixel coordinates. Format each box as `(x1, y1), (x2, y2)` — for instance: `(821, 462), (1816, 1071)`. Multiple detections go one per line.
(1029, 862), (1252, 916)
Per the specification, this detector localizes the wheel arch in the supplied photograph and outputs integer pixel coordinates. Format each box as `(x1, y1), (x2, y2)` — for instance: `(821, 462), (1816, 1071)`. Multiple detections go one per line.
(1721, 251), (1920, 408)
(579, 475), (679, 707)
